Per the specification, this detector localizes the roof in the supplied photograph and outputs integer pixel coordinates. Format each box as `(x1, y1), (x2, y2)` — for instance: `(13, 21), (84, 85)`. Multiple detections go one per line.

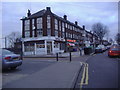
(28, 9), (46, 18)
(21, 9), (46, 20)
(52, 13), (82, 29)
(21, 8), (83, 29)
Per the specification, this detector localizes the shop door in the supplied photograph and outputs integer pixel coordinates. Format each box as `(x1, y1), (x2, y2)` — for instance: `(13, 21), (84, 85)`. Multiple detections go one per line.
(47, 42), (52, 54)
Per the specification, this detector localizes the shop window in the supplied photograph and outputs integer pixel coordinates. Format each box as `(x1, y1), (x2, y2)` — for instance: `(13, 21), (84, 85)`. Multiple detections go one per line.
(36, 44), (45, 48)
(24, 44), (34, 52)
(54, 42), (59, 48)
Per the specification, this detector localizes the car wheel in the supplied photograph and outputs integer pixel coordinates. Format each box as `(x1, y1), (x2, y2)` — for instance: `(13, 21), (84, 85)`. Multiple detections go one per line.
(108, 54), (111, 58)
(11, 66), (17, 70)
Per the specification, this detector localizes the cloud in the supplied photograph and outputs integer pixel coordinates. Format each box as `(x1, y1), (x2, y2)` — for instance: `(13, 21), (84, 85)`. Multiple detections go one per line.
(2, 2), (118, 40)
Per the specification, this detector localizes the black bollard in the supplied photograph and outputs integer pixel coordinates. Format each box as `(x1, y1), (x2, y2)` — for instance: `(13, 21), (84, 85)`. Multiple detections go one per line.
(80, 50), (82, 56)
(56, 53), (58, 61)
(70, 52), (71, 62)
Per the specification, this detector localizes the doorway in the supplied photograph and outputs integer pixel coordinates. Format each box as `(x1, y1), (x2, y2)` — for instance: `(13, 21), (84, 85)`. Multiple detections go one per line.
(47, 42), (52, 54)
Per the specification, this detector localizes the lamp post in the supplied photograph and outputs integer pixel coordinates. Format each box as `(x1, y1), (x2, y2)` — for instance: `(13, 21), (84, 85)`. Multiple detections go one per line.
(20, 38), (24, 60)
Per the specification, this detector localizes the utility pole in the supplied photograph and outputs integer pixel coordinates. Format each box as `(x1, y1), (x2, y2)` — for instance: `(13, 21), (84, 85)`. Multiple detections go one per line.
(5, 37), (7, 48)
(0, 37), (7, 48)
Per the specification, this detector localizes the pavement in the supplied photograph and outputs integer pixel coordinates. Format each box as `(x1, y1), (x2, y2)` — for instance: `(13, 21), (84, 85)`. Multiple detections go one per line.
(3, 51), (93, 88)
(23, 50), (85, 58)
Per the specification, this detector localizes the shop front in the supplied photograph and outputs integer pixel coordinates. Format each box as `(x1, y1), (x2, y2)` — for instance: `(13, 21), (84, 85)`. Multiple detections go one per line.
(22, 37), (65, 55)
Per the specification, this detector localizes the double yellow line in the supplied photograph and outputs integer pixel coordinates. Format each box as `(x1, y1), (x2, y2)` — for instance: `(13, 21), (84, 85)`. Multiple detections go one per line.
(80, 62), (89, 89)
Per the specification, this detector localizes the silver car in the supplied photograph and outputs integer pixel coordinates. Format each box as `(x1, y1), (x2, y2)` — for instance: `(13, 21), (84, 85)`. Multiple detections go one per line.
(1, 49), (22, 70)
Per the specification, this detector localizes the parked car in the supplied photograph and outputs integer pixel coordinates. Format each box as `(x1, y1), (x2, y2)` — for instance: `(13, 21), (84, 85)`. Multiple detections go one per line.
(1, 49), (22, 70)
(106, 45), (111, 50)
(95, 45), (106, 53)
(108, 46), (120, 57)
(95, 47), (103, 53)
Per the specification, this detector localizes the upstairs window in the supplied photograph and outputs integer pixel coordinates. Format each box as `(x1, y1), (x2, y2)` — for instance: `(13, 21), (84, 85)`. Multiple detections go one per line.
(55, 19), (58, 30)
(24, 20), (30, 30)
(32, 19), (35, 37)
(55, 19), (58, 37)
(37, 17), (43, 36)
(47, 15), (51, 29)
(62, 22), (65, 38)
(37, 18), (42, 29)
(24, 20), (30, 37)
(25, 31), (30, 38)
(47, 15), (51, 36)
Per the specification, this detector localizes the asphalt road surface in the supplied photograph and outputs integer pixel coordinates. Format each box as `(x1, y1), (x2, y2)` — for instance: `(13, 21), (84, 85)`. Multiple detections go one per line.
(75, 51), (119, 89)
(2, 59), (56, 87)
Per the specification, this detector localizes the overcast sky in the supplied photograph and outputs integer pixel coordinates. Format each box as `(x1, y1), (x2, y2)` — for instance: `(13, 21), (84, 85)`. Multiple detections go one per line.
(2, 2), (118, 40)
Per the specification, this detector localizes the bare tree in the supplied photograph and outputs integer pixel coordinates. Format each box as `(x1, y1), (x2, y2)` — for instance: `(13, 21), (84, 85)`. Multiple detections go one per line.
(91, 22), (109, 44)
(7, 32), (21, 48)
(115, 33), (120, 45)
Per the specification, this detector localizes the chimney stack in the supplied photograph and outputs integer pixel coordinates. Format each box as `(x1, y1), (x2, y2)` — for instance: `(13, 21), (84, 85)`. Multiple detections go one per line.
(63, 15), (67, 20)
(75, 21), (78, 25)
(46, 7), (51, 11)
(83, 25), (85, 30)
(27, 9), (31, 17)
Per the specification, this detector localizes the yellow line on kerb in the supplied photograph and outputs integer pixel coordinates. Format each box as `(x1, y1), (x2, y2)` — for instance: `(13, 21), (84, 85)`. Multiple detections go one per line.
(80, 62), (89, 90)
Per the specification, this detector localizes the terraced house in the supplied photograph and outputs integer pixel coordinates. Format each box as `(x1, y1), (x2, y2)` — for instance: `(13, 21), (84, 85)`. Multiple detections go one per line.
(21, 7), (95, 55)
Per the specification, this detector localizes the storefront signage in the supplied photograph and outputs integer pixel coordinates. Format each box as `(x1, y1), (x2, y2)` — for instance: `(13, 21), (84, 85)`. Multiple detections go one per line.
(67, 40), (76, 42)
(55, 38), (65, 41)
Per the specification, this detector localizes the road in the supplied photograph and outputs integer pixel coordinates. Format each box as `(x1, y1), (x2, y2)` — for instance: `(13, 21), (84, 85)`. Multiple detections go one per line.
(2, 59), (56, 87)
(75, 51), (119, 89)
(2, 51), (119, 89)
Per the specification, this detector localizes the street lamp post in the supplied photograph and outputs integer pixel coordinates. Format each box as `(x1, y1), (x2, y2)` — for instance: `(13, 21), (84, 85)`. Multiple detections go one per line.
(20, 38), (24, 60)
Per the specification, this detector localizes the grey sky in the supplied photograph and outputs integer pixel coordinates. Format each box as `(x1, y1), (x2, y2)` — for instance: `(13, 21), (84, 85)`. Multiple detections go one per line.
(2, 2), (118, 40)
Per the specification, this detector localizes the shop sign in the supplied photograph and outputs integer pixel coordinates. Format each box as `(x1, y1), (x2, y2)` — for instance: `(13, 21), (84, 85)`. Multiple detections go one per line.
(67, 39), (76, 42)
(67, 43), (75, 46)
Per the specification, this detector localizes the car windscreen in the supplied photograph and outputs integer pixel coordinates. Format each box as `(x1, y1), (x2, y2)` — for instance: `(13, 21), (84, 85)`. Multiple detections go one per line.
(111, 47), (120, 51)
(98, 45), (104, 48)
(2, 49), (14, 55)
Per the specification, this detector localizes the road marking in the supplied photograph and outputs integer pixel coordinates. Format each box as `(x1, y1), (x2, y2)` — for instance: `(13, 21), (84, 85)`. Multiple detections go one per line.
(93, 54), (96, 56)
(79, 62), (89, 89)
(85, 63), (89, 85)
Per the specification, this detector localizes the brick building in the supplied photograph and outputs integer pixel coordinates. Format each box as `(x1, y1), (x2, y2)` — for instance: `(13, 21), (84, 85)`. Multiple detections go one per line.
(21, 7), (98, 55)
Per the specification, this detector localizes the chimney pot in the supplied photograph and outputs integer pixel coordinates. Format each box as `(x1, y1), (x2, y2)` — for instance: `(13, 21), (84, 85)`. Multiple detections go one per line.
(75, 21), (78, 25)
(63, 15), (67, 20)
(27, 9), (31, 17)
(83, 25), (85, 30)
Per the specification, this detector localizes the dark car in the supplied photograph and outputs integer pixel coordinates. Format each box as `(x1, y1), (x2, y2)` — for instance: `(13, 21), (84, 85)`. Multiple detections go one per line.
(1, 49), (22, 70)
(95, 47), (103, 53)
(108, 46), (120, 57)
(95, 45), (106, 53)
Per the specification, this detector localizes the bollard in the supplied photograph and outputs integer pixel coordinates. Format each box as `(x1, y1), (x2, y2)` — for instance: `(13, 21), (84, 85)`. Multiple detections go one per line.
(80, 50), (82, 56)
(70, 52), (71, 62)
(20, 52), (23, 60)
(56, 53), (58, 61)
